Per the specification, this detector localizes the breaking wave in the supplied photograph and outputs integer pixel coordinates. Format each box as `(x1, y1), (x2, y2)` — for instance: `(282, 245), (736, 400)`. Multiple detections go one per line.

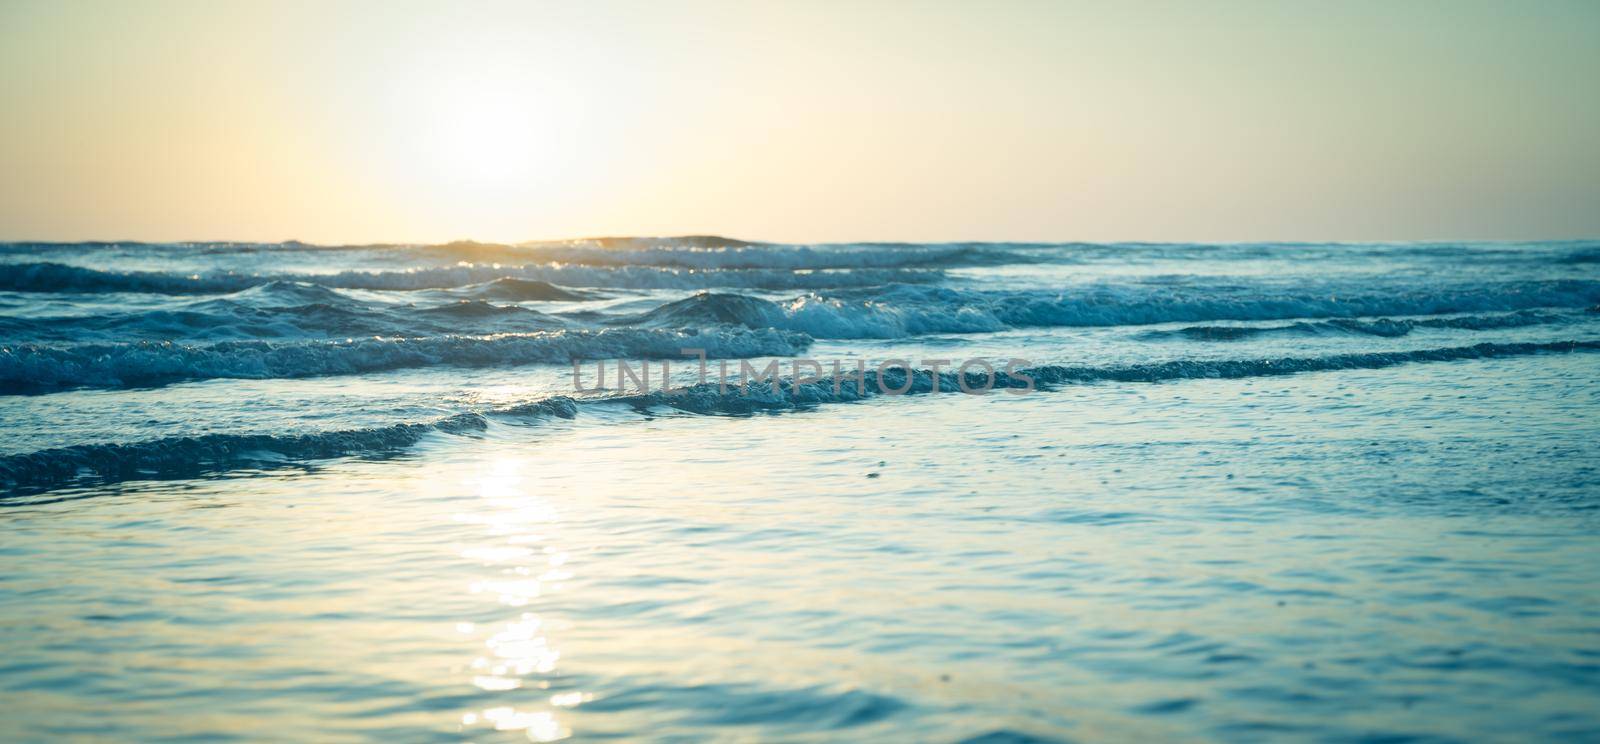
(0, 328), (812, 392)
(612, 281), (1600, 338)
(0, 396), (591, 499)
(0, 412), (496, 498)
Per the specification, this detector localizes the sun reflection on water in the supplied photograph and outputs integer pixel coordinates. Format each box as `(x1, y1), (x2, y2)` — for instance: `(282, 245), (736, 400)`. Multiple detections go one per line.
(454, 458), (581, 741)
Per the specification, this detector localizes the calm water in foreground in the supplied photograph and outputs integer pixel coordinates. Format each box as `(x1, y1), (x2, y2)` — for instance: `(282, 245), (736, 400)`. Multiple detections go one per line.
(2, 239), (1599, 741)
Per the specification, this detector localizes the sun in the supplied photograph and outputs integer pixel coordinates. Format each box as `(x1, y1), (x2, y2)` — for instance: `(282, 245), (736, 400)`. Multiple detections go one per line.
(415, 72), (549, 187)
(368, 45), (596, 234)
(348, 35), (613, 238)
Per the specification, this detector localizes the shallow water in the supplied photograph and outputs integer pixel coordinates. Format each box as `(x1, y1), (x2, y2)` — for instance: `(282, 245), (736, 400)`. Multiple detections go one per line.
(3, 239), (1599, 741)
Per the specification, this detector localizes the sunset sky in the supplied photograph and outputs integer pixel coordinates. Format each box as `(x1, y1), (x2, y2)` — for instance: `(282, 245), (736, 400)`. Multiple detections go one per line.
(2, 0), (1597, 244)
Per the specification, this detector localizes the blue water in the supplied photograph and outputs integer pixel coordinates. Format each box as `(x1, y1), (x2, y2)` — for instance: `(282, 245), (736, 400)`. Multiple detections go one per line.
(2, 239), (1599, 741)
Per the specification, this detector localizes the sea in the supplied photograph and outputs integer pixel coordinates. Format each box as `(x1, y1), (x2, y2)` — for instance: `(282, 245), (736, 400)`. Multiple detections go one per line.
(2, 238), (1598, 742)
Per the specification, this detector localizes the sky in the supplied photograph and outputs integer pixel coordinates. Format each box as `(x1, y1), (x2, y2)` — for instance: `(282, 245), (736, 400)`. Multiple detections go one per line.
(1, 0), (1597, 245)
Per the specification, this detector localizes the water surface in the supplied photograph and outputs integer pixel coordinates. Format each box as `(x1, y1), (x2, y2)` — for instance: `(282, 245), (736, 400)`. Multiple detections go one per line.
(3, 238), (1598, 741)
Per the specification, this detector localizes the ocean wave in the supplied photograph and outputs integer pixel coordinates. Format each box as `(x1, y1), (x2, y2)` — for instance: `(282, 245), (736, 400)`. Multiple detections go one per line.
(524, 235), (760, 250)
(0, 328), (812, 392)
(414, 300), (550, 320)
(5, 340), (1594, 494)
(611, 281), (1600, 338)
(0, 412), (495, 498)
(229, 280), (353, 306)
(0, 262), (942, 294)
(1139, 310), (1573, 341)
(509, 242), (1033, 270)
(0, 240), (397, 255)
(422, 235), (1022, 270)
(612, 341), (1600, 413)
(0, 396), (584, 497)
(0, 282), (570, 343)
(615, 291), (1004, 338)
(451, 277), (594, 302)
(9, 237), (1596, 268)
(1560, 247), (1600, 264)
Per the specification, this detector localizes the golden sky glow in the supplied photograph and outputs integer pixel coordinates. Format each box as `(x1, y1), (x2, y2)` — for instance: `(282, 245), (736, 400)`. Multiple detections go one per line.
(2, 0), (1598, 244)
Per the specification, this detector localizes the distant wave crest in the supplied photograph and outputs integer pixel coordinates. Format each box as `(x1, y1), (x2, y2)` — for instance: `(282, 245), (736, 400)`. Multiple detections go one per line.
(0, 262), (941, 294)
(507, 242), (1034, 270)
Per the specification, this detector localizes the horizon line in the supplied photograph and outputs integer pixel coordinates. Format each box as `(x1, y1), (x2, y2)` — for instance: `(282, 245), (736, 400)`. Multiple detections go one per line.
(3, 234), (1598, 248)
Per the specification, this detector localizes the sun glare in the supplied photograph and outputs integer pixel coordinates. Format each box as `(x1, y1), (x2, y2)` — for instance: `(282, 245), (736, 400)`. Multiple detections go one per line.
(361, 40), (598, 236)
(414, 74), (549, 186)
